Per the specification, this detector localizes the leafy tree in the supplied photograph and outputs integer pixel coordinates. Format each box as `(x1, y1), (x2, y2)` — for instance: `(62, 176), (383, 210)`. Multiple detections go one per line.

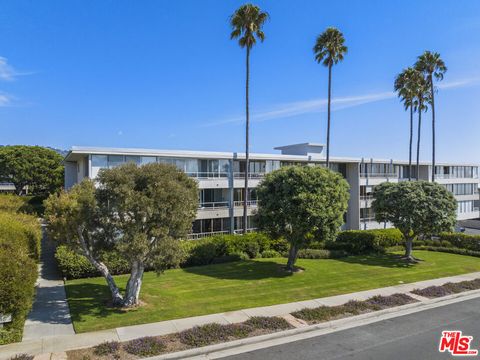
(372, 181), (456, 262)
(230, 3), (269, 233)
(45, 163), (198, 307)
(0, 145), (64, 195)
(415, 51), (447, 181)
(256, 166), (349, 271)
(313, 27), (347, 168)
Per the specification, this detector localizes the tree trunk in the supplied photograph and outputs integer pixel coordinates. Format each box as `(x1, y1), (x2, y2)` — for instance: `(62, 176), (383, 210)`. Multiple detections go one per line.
(286, 244), (299, 272)
(243, 46), (250, 234)
(416, 100), (422, 180)
(404, 237), (415, 262)
(408, 105), (413, 181)
(76, 227), (124, 306)
(326, 63), (332, 168)
(123, 260), (145, 307)
(429, 74), (436, 182)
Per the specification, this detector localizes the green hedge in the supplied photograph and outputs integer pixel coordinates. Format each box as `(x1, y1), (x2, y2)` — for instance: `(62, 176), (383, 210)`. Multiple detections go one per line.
(413, 245), (480, 258)
(328, 228), (404, 254)
(0, 207), (40, 344)
(0, 194), (46, 216)
(438, 233), (480, 252)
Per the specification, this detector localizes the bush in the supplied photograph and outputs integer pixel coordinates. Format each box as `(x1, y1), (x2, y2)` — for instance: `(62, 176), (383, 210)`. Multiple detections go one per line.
(0, 211), (41, 261)
(261, 249), (282, 258)
(439, 232), (480, 252)
(412, 279), (480, 298)
(328, 228), (403, 255)
(123, 336), (166, 357)
(297, 249), (347, 259)
(179, 323), (251, 347)
(412, 246), (480, 258)
(93, 341), (120, 356)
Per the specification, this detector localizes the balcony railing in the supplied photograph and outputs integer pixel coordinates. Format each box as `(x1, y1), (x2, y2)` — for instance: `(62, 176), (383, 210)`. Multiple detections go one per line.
(198, 201), (230, 210)
(435, 174), (479, 179)
(187, 230), (229, 240)
(234, 228), (258, 234)
(233, 200), (258, 207)
(233, 172), (265, 179)
(186, 172), (229, 179)
(360, 217), (376, 222)
(360, 195), (373, 201)
(360, 172), (398, 178)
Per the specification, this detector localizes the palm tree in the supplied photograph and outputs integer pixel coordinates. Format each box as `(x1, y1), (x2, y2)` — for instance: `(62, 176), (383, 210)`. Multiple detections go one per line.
(415, 51), (447, 182)
(313, 27), (347, 168)
(394, 68), (418, 181)
(230, 4), (268, 234)
(413, 73), (430, 180)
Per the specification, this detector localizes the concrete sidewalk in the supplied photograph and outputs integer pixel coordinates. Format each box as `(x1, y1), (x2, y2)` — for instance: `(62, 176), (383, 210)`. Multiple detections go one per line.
(22, 228), (75, 341)
(1, 271), (480, 360)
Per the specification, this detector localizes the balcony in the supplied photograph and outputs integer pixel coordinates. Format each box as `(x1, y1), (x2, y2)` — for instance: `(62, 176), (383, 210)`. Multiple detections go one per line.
(360, 172), (398, 178)
(360, 195), (373, 201)
(233, 200), (258, 207)
(233, 228), (258, 234)
(198, 201), (229, 210)
(435, 174), (479, 179)
(187, 172), (229, 179)
(186, 231), (229, 240)
(233, 172), (265, 179)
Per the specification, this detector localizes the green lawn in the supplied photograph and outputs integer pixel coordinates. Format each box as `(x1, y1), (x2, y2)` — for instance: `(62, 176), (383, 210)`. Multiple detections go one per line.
(66, 251), (480, 333)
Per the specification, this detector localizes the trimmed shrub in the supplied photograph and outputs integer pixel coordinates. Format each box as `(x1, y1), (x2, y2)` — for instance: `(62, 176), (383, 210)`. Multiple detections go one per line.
(439, 232), (480, 252)
(412, 286), (452, 298)
(297, 249), (347, 259)
(412, 246), (480, 258)
(261, 249), (282, 258)
(412, 279), (480, 298)
(328, 228), (403, 254)
(0, 211), (41, 261)
(179, 323), (251, 347)
(123, 336), (166, 357)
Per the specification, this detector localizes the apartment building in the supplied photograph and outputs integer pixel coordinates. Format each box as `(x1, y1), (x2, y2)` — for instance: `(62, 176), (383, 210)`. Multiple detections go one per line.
(64, 143), (480, 238)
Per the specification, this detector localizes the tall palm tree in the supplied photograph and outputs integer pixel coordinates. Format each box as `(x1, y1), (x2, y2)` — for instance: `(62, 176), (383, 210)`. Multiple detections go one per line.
(313, 27), (347, 168)
(394, 68), (418, 181)
(415, 51), (447, 182)
(413, 74), (430, 180)
(230, 4), (268, 234)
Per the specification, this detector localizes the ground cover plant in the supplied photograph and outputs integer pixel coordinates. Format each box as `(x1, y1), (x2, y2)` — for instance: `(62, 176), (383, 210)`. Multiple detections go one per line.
(65, 250), (480, 333)
(412, 278), (480, 298)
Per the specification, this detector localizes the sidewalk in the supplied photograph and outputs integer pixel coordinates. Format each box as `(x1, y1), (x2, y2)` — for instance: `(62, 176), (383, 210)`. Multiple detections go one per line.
(22, 228), (75, 341)
(1, 271), (480, 360)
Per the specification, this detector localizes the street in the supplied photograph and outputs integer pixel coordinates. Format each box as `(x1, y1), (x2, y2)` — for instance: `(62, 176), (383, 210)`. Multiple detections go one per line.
(221, 297), (480, 359)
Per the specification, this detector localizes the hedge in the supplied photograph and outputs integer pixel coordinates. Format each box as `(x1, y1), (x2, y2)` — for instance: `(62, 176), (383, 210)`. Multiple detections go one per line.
(327, 228), (404, 254)
(438, 233), (480, 252)
(0, 207), (40, 344)
(413, 245), (480, 258)
(0, 194), (45, 216)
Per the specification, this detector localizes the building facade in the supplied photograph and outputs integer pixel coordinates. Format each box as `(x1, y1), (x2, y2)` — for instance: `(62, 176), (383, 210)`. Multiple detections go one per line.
(64, 144), (480, 238)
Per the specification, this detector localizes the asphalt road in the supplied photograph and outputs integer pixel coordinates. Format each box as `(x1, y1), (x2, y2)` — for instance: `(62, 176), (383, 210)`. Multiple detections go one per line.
(221, 297), (480, 360)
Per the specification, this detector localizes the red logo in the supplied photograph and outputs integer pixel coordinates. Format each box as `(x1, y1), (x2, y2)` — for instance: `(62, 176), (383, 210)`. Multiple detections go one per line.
(439, 331), (478, 356)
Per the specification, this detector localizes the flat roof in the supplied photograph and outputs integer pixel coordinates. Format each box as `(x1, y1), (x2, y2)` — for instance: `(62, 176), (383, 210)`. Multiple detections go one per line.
(64, 146), (480, 167)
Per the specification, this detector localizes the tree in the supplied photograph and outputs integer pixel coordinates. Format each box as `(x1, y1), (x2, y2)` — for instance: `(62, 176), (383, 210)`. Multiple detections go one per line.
(230, 3), (269, 234)
(256, 166), (349, 271)
(313, 27), (347, 168)
(413, 73), (430, 180)
(44, 162), (198, 307)
(415, 51), (447, 182)
(394, 68), (419, 181)
(0, 145), (64, 195)
(372, 181), (456, 262)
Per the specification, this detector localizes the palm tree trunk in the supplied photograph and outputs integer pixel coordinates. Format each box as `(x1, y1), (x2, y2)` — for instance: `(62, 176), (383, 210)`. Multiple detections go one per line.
(409, 105), (413, 181)
(429, 74), (436, 182)
(243, 46), (250, 234)
(416, 101), (422, 180)
(326, 63), (332, 168)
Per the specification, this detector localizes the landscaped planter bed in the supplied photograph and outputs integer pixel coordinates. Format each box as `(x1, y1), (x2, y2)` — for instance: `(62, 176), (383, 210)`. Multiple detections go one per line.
(66, 316), (293, 360)
(412, 278), (480, 298)
(291, 293), (417, 324)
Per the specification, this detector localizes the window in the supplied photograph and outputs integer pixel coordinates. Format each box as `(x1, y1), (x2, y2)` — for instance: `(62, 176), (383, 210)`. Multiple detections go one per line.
(140, 156), (156, 165)
(125, 155), (141, 165)
(107, 155), (124, 168)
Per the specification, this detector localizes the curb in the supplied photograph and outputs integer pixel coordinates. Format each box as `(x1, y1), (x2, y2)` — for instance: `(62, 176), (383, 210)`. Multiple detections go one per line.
(146, 289), (480, 360)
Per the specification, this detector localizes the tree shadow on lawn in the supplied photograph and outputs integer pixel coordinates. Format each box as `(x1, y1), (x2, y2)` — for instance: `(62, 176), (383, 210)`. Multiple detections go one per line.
(183, 260), (295, 280)
(336, 253), (421, 269)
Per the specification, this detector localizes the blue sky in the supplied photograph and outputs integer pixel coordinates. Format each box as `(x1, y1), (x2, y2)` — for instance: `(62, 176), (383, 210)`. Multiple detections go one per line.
(1, 0), (480, 162)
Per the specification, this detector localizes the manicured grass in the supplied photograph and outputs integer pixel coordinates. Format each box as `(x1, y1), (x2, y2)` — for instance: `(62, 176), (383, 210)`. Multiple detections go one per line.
(66, 251), (480, 333)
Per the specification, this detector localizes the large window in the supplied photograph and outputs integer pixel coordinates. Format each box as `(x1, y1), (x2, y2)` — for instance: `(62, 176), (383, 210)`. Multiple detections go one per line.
(457, 200), (474, 214)
(444, 183), (477, 196)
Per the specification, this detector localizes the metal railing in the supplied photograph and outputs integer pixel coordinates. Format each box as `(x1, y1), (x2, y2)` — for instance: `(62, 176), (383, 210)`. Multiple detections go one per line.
(360, 195), (373, 201)
(233, 172), (265, 179)
(360, 172), (398, 178)
(233, 228), (258, 234)
(197, 201), (230, 210)
(233, 200), (258, 207)
(186, 231), (229, 240)
(186, 172), (229, 179)
(435, 174), (479, 179)
(360, 217), (376, 222)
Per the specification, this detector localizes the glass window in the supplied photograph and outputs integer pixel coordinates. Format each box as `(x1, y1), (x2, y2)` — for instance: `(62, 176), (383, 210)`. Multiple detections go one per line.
(125, 155), (141, 165)
(140, 156), (156, 165)
(219, 160), (230, 174)
(108, 155), (124, 168)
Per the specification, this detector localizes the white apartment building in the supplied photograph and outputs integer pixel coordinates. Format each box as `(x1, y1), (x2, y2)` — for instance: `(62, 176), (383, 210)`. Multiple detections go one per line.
(64, 143), (480, 238)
